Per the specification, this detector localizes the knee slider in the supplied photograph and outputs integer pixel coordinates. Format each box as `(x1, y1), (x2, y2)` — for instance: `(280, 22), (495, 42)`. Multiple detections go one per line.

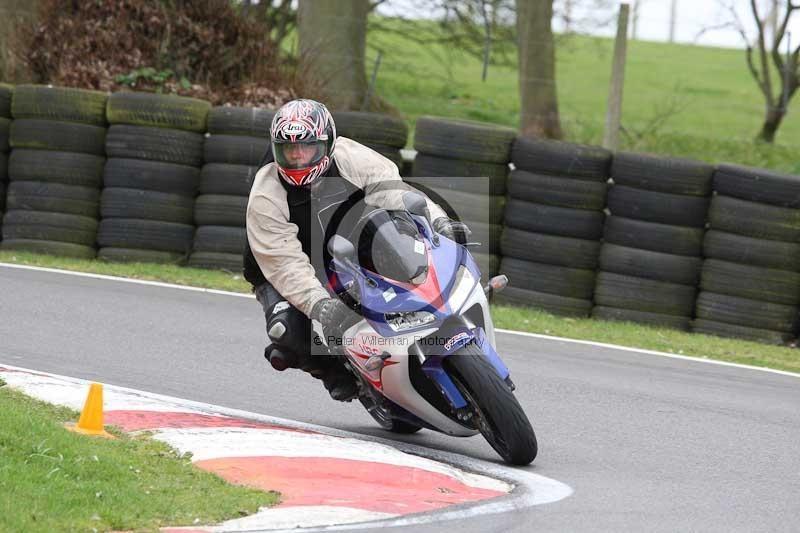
(266, 301), (311, 362)
(267, 301), (292, 342)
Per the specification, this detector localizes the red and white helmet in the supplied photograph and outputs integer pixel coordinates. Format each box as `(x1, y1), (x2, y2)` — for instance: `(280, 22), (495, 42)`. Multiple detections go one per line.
(270, 99), (336, 187)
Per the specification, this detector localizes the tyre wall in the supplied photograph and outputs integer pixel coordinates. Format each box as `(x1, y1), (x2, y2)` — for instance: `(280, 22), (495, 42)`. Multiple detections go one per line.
(592, 153), (713, 329)
(495, 137), (611, 316)
(333, 111), (408, 171)
(691, 165), (800, 344)
(98, 92), (210, 263)
(409, 116), (516, 279)
(2, 85), (108, 259)
(189, 106), (274, 270)
(4, 84), (800, 347)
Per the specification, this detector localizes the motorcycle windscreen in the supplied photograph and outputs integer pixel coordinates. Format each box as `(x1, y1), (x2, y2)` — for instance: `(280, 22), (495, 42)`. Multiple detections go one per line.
(352, 209), (428, 283)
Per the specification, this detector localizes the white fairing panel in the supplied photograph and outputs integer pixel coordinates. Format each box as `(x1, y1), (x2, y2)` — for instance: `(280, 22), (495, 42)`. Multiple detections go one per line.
(380, 361), (478, 436)
(451, 269), (496, 347)
(345, 320), (477, 436)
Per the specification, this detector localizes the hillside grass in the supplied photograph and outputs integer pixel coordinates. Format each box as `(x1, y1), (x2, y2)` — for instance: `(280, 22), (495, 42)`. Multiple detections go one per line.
(367, 20), (800, 173)
(1, 252), (797, 374)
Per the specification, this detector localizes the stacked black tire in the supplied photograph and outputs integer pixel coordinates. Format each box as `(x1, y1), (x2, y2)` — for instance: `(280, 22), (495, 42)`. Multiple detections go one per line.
(594, 153), (713, 329)
(410, 117), (516, 278)
(189, 106), (273, 270)
(496, 138), (611, 316)
(333, 112), (408, 170)
(0, 84), (11, 238)
(2, 85), (108, 259)
(692, 165), (800, 344)
(99, 92), (210, 263)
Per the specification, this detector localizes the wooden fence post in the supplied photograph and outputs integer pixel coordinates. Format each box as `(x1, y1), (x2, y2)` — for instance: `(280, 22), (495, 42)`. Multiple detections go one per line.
(602, 3), (630, 151)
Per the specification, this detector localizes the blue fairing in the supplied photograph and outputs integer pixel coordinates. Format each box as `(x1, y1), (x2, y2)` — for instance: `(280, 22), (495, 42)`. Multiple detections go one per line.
(474, 327), (510, 380)
(332, 226), (480, 337)
(421, 362), (468, 408)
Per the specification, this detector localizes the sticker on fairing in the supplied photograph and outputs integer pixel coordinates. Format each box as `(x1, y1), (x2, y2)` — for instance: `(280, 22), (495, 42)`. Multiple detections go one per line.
(382, 287), (397, 302)
(444, 331), (471, 351)
(414, 240), (425, 254)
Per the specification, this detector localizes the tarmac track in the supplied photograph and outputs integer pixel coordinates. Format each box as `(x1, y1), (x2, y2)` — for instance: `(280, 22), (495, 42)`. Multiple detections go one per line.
(1, 264), (798, 532)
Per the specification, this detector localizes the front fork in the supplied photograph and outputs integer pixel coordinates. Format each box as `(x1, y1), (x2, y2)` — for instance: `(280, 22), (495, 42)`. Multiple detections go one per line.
(417, 325), (511, 413)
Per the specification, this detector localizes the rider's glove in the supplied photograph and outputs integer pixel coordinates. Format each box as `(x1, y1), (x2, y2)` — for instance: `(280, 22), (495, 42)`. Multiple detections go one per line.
(433, 217), (471, 245)
(311, 297), (361, 343)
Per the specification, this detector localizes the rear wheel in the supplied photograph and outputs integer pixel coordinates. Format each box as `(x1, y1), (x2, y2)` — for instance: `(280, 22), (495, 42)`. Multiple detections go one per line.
(359, 395), (423, 434)
(445, 343), (537, 465)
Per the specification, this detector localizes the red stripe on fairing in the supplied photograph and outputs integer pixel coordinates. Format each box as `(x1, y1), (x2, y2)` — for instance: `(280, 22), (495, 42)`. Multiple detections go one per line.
(104, 410), (317, 434)
(412, 258), (446, 311)
(345, 350), (400, 389)
(389, 243), (447, 312)
(195, 456), (506, 515)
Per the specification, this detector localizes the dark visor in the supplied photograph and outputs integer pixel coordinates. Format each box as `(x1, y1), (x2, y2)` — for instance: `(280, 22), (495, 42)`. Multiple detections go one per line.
(273, 140), (327, 170)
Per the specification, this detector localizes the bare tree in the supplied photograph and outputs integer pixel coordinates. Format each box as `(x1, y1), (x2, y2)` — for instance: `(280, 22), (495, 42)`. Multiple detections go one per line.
(669, 0), (678, 43)
(766, 0), (781, 41)
(297, 0), (370, 110)
(716, 1), (800, 142)
(241, 0), (297, 54)
(553, 0), (618, 36)
(0, 0), (38, 82)
(439, 1), (516, 81)
(517, 0), (563, 138)
(369, 0), (517, 76)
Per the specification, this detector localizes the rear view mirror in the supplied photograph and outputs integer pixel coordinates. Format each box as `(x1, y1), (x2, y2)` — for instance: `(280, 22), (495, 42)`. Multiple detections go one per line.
(328, 235), (356, 264)
(403, 191), (430, 220)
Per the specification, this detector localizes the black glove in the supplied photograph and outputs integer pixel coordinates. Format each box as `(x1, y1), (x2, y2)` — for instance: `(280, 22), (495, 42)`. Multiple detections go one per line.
(433, 217), (471, 245)
(311, 297), (361, 344)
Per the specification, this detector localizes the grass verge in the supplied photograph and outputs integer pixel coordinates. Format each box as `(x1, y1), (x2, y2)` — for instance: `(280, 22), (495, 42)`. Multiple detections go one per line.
(0, 379), (278, 533)
(1, 251), (798, 374)
(492, 306), (799, 374)
(0, 250), (252, 293)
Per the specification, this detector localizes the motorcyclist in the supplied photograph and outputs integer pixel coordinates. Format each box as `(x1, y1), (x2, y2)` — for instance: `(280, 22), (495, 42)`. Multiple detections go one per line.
(244, 98), (470, 401)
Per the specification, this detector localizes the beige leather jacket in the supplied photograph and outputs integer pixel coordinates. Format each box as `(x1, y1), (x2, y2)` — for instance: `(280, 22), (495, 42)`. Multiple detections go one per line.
(246, 137), (448, 318)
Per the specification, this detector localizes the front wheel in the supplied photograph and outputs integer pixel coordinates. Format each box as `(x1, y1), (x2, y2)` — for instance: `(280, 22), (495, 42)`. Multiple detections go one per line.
(445, 343), (537, 465)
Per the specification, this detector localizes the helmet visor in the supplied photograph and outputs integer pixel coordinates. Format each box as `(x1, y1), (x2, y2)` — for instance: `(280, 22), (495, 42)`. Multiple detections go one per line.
(273, 140), (328, 170)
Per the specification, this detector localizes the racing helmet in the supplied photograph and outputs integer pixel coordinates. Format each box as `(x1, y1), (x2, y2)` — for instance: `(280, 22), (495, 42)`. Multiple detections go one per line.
(270, 99), (336, 187)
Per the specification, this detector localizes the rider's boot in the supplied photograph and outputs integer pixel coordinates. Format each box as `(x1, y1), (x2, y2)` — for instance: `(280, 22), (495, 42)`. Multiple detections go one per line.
(305, 360), (358, 402)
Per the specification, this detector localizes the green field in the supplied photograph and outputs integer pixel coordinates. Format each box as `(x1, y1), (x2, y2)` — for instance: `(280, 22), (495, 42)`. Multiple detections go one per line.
(368, 21), (800, 173)
(0, 379), (277, 532)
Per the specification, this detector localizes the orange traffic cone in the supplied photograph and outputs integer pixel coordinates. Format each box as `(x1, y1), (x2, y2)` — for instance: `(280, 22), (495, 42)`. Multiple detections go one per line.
(65, 383), (114, 438)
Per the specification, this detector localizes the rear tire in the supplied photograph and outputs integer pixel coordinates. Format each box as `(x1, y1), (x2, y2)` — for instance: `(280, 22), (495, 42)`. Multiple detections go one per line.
(359, 395), (423, 434)
(445, 343), (537, 465)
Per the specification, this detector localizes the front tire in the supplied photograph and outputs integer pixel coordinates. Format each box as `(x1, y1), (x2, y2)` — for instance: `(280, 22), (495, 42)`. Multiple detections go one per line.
(446, 343), (537, 465)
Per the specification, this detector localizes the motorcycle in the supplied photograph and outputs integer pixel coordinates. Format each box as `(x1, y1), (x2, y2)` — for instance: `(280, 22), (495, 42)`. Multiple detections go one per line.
(270, 192), (538, 465)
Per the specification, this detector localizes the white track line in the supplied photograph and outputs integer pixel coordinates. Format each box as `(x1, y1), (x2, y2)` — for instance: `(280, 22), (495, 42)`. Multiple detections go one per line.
(3, 262), (798, 380)
(0, 262), (254, 298)
(494, 328), (800, 379)
(0, 362), (573, 532)
(203, 506), (397, 532)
